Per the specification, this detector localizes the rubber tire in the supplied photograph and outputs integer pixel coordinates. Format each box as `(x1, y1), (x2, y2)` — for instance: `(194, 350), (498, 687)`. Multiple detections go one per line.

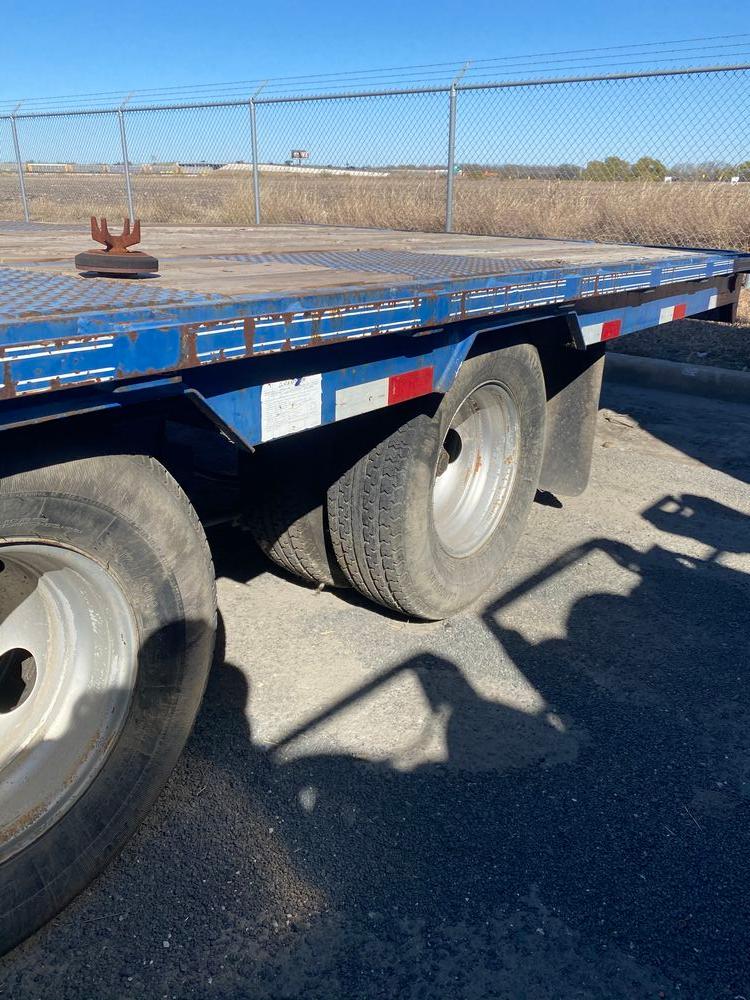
(327, 344), (546, 620)
(0, 452), (216, 956)
(244, 434), (348, 588)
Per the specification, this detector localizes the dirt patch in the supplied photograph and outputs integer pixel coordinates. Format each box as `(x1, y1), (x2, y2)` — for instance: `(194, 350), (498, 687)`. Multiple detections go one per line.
(607, 288), (750, 371)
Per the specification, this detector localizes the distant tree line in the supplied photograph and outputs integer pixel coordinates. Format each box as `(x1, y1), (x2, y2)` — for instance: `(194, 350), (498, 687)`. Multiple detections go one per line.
(321, 159), (750, 181)
(457, 158), (750, 181)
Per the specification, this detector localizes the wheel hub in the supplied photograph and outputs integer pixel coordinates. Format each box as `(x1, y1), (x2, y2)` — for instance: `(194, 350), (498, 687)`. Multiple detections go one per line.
(432, 381), (520, 558)
(0, 544), (138, 863)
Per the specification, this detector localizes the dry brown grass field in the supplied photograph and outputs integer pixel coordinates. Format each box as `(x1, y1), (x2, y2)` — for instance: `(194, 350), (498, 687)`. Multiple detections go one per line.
(2, 171), (750, 252)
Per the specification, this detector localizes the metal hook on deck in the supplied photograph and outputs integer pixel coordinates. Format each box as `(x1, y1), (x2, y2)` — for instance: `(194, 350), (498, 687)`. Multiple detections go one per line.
(90, 216), (142, 254)
(75, 217), (158, 276)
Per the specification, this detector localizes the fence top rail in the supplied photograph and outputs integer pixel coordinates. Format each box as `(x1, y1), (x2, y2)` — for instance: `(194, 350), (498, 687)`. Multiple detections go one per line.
(1, 62), (749, 120)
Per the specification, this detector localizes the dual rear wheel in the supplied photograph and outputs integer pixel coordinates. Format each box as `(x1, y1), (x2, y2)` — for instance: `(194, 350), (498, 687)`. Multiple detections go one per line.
(248, 344), (546, 620)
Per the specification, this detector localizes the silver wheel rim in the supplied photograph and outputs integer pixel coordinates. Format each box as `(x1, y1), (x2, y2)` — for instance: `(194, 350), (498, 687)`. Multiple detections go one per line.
(432, 381), (520, 558)
(0, 543), (138, 863)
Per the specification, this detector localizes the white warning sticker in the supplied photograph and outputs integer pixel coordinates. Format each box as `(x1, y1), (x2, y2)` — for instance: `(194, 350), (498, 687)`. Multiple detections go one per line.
(260, 374), (323, 442)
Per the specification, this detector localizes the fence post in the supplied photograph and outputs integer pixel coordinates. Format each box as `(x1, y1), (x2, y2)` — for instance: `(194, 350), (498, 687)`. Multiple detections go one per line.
(118, 108), (135, 222)
(445, 83), (457, 233)
(249, 99), (261, 225)
(10, 110), (30, 223)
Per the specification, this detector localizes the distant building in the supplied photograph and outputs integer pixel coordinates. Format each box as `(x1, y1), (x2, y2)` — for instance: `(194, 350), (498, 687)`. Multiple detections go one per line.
(25, 162), (73, 173)
(177, 162), (223, 174)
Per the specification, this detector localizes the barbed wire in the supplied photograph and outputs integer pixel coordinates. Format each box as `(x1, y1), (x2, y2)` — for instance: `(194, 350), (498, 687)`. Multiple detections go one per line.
(2, 33), (750, 112)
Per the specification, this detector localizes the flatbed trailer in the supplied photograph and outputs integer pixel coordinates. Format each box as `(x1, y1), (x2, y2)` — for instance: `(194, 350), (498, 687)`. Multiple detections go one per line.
(1, 220), (748, 953)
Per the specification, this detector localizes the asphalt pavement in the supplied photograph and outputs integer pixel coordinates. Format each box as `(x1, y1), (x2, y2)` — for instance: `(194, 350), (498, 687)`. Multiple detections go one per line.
(2, 381), (749, 1000)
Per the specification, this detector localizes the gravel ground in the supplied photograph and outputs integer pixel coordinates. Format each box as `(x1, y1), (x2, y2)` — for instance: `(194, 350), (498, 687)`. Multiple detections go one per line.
(1, 382), (749, 1000)
(608, 288), (750, 371)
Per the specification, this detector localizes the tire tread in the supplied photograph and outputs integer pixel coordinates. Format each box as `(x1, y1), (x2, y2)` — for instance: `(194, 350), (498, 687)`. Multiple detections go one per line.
(328, 345), (546, 619)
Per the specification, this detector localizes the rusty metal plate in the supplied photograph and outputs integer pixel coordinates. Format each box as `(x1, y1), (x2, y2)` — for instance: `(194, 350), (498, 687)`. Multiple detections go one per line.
(206, 249), (571, 279)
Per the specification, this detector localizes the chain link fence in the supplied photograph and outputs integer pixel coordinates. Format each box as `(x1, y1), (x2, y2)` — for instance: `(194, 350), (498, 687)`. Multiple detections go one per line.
(1, 65), (749, 249)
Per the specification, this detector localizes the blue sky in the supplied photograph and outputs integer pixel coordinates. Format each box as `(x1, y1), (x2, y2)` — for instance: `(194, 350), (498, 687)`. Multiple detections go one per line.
(2, 0), (749, 171)
(1, 0), (745, 105)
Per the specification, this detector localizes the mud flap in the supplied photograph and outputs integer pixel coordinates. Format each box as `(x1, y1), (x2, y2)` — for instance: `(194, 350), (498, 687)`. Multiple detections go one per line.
(538, 343), (605, 497)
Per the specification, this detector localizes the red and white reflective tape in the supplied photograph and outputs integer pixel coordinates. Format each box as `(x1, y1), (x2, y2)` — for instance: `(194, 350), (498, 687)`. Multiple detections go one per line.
(580, 290), (720, 346)
(335, 366), (434, 420)
(658, 292), (718, 324)
(260, 366), (435, 442)
(658, 302), (687, 324)
(580, 318), (622, 346)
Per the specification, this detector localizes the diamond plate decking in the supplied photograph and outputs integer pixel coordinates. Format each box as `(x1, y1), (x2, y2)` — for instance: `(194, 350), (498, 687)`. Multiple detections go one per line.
(0, 267), (220, 321)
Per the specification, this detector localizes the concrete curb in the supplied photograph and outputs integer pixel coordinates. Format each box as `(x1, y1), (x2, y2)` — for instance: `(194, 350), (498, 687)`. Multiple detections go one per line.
(605, 351), (750, 405)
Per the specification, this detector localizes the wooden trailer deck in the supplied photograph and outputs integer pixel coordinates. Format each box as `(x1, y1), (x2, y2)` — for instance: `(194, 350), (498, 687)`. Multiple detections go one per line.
(0, 221), (727, 299)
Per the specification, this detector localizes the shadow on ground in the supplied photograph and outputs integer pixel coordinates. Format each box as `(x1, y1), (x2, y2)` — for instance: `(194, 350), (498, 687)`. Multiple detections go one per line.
(2, 483), (748, 1000)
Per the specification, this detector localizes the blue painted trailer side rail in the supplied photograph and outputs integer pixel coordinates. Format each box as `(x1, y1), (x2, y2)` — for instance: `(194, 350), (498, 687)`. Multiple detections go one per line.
(184, 326), (472, 448)
(0, 246), (747, 447)
(0, 277), (740, 450)
(0, 249), (744, 405)
(175, 281), (741, 449)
